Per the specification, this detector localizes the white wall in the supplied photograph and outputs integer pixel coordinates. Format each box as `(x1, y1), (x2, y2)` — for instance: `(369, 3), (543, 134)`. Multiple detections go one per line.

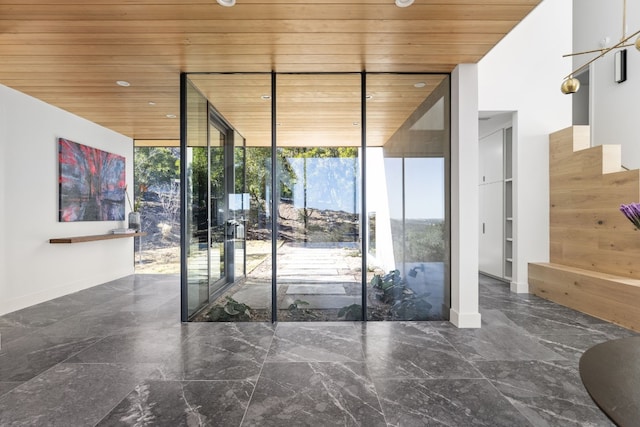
(574, 0), (640, 169)
(365, 147), (395, 272)
(0, 85), (135, 316)
(478, 0), (573, 293)
(0, 92), (7, 303)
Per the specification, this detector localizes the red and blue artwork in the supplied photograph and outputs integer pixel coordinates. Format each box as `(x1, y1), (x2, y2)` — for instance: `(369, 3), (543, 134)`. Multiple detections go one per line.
(58, 138), (126, 222)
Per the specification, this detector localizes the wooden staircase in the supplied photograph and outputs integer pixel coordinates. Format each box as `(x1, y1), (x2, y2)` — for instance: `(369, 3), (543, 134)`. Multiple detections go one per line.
(528, 126), (640, 331)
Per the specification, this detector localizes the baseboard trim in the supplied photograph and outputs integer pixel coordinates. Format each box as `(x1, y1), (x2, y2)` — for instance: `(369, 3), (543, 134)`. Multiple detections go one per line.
(510, 280), (529, 294)
(449, 308), (481, 328)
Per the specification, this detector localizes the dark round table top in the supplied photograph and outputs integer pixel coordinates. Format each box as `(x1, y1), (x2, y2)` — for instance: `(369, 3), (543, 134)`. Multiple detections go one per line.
(579, 336), (640, 426)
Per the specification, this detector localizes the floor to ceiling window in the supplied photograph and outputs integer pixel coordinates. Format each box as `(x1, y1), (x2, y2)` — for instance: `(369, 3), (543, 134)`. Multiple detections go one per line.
(365, 74), (450, 321)
(181, 72), (450, 322)
(274, 74), (363, 321)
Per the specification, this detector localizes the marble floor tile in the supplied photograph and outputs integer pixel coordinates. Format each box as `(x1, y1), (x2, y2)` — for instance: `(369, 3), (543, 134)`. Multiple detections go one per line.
(473, 359), (612, 426)
(266, 322), (364, 362)
(157, 322), (274, 381)
(588, 321), (639, 338)
(473, 359), (590, 403)
(0, 272), (631, 425)
(506, 394), (615, 427)
(243, 361), (386, 427)
(535, 333), (623, 363)
(0, 320), (36, 346)
(479, 293), (556, 312)
(498, 307), (603, 336)
(0, 363), (160, 427)
(374, 378), (533, 426)
(0, 334), (101, 382)
(123, 300), (188, 331)
(67, 283), (135, 306)
(96, 379), (255, 427)
(437, 310), (565, 362)
(0, 381), (20, 397)
(66, 325), (194, 364)
(361, 322), (482, 379)
(33, 305), (176, 338)
(1, 295), (88, 328)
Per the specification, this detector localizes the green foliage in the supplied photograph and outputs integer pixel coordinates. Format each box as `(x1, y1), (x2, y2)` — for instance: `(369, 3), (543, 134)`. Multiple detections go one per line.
(134, 147), (180, 190)
(245, 147), (271, 209)
(242, 147), (360, 228)
(287, 299), (318, 320)
(207, 297), (252, 321)
(371, 269), (403, 304)
(391, 220), (446, 263)
(338, 304), (362, 320)
(370, 270), (432, 320)
(389, 287), (432, 320)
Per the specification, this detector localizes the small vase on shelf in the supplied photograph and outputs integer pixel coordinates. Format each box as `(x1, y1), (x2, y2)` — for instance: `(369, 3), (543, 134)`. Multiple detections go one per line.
(128, 211), (141, 232)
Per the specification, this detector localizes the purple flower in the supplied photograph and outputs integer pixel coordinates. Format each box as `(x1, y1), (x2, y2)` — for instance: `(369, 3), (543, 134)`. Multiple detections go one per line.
(620, 203), (640, 229)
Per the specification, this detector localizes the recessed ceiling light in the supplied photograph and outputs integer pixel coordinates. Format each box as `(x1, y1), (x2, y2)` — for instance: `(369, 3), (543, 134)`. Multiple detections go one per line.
(261, 95), (271, 100)
(166, 114), (176, 119)
(365, 94), (374, 100)
(216, 0), (236, 6)
(353, 122), (360, 126)
(148, 101), (156, 106)
(116, 80), (131, 87)
(414, 82), (426, 88)
(395, 0), (414, 7)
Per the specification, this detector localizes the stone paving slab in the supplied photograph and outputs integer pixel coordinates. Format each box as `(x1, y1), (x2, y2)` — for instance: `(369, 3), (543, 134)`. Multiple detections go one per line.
(230, 285), (271, 309)
(282, 295), (361, 310)
(277, 276), (358, 284)
(278, 269), (341, 276)
(286, 284), (346, 295)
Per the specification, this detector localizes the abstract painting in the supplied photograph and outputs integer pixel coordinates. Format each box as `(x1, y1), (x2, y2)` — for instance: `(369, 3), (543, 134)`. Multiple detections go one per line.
(58, 138), (126, 222)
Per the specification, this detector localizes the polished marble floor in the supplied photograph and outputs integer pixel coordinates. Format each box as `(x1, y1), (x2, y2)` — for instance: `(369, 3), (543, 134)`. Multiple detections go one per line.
(0, 274), (634, 426)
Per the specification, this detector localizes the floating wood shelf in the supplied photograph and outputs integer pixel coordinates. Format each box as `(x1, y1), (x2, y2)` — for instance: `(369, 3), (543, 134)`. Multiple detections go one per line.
(49, 232), (146, 244)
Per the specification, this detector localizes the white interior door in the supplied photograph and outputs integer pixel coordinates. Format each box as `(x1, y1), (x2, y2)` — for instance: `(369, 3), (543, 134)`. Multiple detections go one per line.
(479, 130), (504, 277)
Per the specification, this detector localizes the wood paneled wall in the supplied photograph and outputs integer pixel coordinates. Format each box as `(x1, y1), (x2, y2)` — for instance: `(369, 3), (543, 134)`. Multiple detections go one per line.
(529, 126), (640, 330)
(549, 126), (640, 278)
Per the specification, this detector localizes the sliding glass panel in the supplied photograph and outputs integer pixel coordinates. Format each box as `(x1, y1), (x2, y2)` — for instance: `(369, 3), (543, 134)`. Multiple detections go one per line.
(187, 73), (273, 321)
(184, 80), (210, 317)
(233, 131), (247, 280)
(365, 74), (450, 321)
(208, 122), (226, 290)
(276, 74), (362, 321)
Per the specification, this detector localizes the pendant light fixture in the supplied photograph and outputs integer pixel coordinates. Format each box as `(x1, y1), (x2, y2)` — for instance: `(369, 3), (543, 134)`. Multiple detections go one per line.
(561, 0), (640, 94)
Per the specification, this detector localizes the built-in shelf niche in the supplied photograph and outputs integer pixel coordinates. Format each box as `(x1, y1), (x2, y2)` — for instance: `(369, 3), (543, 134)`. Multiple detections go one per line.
(504, 127), (513, 280)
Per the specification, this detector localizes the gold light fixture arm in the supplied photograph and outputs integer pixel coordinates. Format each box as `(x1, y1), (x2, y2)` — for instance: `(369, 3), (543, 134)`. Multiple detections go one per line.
(563, 28), (640, 80)
(562, 45), (633, 58)
(623, 0), (627, 40)
(561, 0), (640, 93)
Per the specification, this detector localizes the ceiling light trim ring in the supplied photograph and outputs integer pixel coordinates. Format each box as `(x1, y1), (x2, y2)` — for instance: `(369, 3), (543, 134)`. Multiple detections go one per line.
(395, 0), (414, 7)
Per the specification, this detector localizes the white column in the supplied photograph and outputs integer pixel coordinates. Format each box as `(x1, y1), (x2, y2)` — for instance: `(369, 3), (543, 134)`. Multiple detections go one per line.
(450, 64), (482, 328)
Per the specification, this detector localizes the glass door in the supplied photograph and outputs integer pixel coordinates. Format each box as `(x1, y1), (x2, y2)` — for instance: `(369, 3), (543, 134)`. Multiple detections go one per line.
(184, 80), (210, 318)
(182, 78), (240, 320)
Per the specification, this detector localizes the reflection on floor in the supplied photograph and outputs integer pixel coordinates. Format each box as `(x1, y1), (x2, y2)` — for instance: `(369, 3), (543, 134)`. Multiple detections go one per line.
(0, 274), (632, 426)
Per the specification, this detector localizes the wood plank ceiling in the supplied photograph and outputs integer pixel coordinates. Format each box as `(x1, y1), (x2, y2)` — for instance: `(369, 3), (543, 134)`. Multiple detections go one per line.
(0, 0), (540, 144)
